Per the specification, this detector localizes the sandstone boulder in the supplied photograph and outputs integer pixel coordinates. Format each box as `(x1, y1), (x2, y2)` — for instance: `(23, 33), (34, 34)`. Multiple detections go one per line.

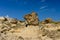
(24, 12), (39, 26)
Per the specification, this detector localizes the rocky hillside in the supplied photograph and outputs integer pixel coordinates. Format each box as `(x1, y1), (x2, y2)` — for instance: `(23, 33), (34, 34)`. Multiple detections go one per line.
(0, 12), (60, 40)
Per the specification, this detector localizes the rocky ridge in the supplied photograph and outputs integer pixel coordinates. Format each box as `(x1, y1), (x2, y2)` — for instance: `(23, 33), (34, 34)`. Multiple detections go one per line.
(0, 12), (60, 40)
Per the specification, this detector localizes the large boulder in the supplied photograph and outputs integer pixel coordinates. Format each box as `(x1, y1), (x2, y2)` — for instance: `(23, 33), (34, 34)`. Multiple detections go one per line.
(24, 12), (39, 26)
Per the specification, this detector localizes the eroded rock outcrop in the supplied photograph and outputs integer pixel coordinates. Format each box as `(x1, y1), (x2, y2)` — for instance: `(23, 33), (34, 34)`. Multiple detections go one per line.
(0, 12), (60, 40)
(24, 12), (39, 26)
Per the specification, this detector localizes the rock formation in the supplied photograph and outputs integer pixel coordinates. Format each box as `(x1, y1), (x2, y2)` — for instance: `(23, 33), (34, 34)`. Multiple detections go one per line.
(42, 18), (53, 24)
(0, 12), (60, 40)
(24, 12), (39, 26)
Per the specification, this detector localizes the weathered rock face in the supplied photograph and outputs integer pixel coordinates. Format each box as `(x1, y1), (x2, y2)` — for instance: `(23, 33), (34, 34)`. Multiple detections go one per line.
(24, 12), (39, 26)
(0, 13), (60, 40)
(42, 18), (53, 24)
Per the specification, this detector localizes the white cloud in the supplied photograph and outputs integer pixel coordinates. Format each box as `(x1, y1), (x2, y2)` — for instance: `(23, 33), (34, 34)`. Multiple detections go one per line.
(40, 6), (47, 9)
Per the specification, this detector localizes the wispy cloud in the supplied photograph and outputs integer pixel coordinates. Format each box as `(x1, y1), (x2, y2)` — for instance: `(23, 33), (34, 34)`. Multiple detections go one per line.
(23, 1), (27, 5)
(40, 6), (47, 9)
(41, 0), (46, 2)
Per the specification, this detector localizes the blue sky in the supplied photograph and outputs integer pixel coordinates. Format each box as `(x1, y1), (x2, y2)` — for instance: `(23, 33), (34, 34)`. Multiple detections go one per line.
(0, 0), (60, 21)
